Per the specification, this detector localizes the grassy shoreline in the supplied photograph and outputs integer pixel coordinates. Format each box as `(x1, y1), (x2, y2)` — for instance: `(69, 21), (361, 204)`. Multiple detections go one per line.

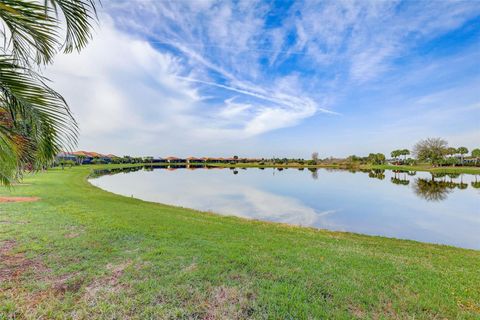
(161, 161), (480, 174)
(1, 165), (479, 318)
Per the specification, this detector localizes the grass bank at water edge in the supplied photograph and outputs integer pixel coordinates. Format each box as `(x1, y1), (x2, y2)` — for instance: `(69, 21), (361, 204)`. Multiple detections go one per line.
(1, 165), (479, 319)
(205, 162), (480, 174)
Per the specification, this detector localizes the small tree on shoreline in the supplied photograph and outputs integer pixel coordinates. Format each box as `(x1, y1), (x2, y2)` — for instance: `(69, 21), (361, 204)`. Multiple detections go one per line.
(312, 152), (319, 164)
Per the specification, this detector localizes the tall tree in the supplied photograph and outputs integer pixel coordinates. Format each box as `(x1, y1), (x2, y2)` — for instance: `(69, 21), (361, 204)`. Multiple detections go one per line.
(0, 0), (98, 185)
(413, 138), (448, 166)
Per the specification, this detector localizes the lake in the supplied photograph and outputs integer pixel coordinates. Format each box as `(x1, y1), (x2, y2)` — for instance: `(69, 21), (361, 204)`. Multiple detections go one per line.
(90, 166), (480, 250)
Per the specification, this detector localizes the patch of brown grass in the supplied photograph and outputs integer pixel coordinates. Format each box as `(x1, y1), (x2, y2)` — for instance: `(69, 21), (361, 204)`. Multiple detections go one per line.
(182, 262), (198, 273)
(84, 260), (132, 301)
(0, 240), (84, 318)
(64, 232), (81, 239)
(0, 196), (40, 203)
(203, 286), (255, 320)
(458, 299), (480, 314)
(0, 240), (47, 282)
(349, 304), (366, 318)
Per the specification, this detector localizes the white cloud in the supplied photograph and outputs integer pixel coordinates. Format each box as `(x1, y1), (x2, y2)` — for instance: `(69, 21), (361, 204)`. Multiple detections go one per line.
(45, 15), (330, 155)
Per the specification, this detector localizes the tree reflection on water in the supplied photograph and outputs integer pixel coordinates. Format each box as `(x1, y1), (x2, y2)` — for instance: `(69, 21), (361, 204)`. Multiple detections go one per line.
(308, 168), (318, 180)
(391, 170), (410, 185)
(368, 169), (385, 180)
(92, 166), (475, 202)
(413, 175), (451, 201)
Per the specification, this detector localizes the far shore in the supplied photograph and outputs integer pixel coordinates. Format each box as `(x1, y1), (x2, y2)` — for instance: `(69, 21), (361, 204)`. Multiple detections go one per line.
(133, 161), (480, 175)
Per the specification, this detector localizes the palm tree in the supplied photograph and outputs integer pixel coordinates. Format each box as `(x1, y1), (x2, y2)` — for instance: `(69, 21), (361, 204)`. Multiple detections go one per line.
(401, 149), (410, 161)
(445, 147), (457, 158)
(457, 147), (468, 166)
(77, 154), (86, 165)
(471, 148), (480, 166)
(0, 0), (98, 185)
(390, 150), (400, 162)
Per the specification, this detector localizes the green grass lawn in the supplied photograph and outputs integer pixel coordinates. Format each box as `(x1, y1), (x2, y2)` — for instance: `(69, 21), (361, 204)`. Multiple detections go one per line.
(1, 165), (479, 319)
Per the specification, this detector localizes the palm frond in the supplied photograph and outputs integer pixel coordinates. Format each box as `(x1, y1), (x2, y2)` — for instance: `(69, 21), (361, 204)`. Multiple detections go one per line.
(0, 0), (98, 64)
(0, 0), (98, 186)
(46, 0), (98, 53)
(0, 0), (59, 65)
(0, 55), (78, 169)
(0, 110), (19, 185)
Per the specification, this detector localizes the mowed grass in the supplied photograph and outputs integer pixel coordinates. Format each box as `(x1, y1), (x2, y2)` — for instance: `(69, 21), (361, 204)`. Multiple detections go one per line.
(1, 165), (479, 319)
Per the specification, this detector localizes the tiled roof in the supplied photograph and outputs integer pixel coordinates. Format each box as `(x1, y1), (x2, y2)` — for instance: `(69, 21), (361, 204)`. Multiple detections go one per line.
(69, 151), (115, 158)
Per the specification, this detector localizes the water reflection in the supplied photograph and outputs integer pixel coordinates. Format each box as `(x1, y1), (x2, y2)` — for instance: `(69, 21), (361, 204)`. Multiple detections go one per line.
(363, 169), (385, 180)
(413, 178), (451, 201)
(391, 170), (410, 186)
(90, 166), (480, 249)
(471, 178), (480, 189)
(91, 166), (476, 203)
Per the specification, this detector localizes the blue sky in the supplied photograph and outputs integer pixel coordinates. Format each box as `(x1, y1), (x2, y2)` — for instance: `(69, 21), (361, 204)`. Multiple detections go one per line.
(47, 0), (480, 158)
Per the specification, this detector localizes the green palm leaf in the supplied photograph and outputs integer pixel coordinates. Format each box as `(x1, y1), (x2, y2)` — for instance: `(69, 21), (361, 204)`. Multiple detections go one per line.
(0, 0), (98, 185)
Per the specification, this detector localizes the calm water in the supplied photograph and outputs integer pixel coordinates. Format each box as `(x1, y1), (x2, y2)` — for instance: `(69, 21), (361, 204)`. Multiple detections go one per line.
(90, 166), (480, 250)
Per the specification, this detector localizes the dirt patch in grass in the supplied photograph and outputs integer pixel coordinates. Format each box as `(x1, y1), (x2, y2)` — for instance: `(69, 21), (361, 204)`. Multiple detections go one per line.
(203, 286), (255, 320)
(182, 262), (198, 272)
(64, 232), (81, 239)
(51, 273), (84, 295)
(0, 240), (83, 316)
(0, 196), (40, 203)
(84, 260), (132, 301)
(0, 240), (47, 282)
(458, 299), (480, 314)
(63, 225), (85, 239)
(349, 305), (366, 318)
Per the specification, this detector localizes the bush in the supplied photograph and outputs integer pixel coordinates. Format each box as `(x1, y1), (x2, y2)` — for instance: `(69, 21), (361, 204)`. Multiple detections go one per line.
(92, 158), (106, 164)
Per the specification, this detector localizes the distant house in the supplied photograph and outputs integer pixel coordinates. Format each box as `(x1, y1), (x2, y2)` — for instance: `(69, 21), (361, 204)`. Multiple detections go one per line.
(56, 151), (113, 165)
(152, 158), (168, 163)
(55, 152), (77, 163)
(71, 151), (93, 164)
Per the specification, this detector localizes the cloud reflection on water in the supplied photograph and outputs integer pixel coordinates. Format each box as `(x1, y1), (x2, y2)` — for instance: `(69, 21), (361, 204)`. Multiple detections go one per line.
(90, 167), (480, 249)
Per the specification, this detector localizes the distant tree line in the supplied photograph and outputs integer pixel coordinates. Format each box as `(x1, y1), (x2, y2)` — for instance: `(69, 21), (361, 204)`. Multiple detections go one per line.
(413, 138), (478, 167)
(342, 137), (479, 167)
